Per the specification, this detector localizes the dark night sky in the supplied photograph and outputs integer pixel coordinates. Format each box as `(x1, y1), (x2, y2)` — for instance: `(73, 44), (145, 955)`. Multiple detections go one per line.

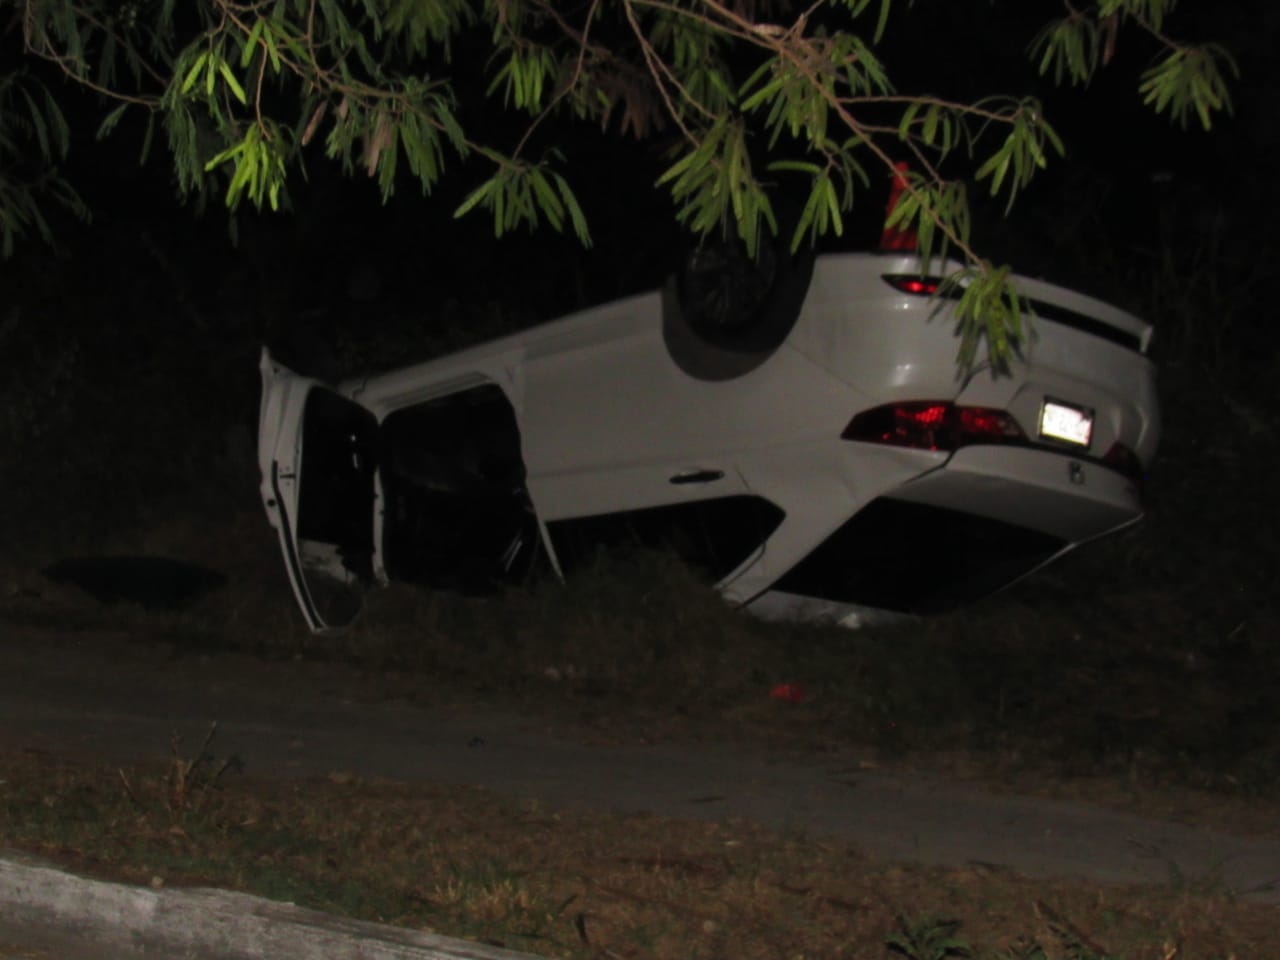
(5, 1), (1274, 373)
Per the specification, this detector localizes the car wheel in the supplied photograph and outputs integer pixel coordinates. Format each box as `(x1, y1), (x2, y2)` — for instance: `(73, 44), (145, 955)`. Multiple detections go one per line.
(662, 233), (815, 381)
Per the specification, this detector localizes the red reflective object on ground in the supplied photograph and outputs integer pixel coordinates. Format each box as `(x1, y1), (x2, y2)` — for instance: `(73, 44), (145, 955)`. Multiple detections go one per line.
(769, 682), (808, 704)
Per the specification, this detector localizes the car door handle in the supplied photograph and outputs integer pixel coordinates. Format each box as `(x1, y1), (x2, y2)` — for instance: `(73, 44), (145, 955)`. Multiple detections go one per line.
(670, 468), (725, 485)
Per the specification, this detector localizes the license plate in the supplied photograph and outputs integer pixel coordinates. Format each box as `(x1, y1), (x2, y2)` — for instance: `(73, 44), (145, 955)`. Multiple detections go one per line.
(1039, 398), (1093, 448)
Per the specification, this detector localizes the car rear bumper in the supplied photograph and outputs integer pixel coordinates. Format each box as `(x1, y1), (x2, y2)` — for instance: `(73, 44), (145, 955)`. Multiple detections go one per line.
(754, 444), (1142, 615)
(894, 444), (1143, 542)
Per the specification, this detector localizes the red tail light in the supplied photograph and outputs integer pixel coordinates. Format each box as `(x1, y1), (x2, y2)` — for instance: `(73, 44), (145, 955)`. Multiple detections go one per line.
(842, 401), (1026, 451)
(882, 274), (943, 296)
(879, 162), (917, 252)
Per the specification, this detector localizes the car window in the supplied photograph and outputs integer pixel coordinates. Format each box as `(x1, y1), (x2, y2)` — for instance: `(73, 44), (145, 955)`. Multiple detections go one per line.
(547, 495), (785, 584)
(379, 383), (546, 593)
(773, 497), (1065, 614)
(293, 388), (379, 626)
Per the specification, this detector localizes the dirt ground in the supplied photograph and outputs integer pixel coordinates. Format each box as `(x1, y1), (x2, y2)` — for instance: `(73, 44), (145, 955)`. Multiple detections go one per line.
(2, 608), (1280, 870)
(5, 605), (1280, 958)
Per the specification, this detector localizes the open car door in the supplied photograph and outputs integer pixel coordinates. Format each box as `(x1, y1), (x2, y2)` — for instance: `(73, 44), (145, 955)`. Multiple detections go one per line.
(258, 348), (379, 632)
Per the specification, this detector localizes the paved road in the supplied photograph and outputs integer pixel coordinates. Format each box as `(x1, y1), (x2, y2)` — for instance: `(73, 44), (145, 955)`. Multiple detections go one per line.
(1, 620), (1278, 900)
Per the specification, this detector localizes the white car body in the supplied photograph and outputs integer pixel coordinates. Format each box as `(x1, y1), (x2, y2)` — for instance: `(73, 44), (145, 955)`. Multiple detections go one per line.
(258, 252), (1158, 632)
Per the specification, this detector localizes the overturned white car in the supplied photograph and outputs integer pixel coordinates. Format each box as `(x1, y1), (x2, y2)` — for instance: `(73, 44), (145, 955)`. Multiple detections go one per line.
(258, 248), (1158, 632)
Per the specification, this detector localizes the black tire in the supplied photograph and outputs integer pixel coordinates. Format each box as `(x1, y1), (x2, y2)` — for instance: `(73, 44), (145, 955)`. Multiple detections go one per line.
(662, 234), (815, 381)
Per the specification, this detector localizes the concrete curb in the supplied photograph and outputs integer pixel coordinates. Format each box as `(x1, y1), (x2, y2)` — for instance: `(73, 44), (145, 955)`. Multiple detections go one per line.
(0, 852), (542, 960)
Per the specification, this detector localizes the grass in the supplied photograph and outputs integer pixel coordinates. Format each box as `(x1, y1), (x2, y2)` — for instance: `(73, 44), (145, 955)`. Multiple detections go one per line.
(3, 214), (1279, 957)
(224, 506), (1280, 797)
(5, 487), (1278, 958)
(3, 746), (1277, 960)
(6, 461), (1279, 802)
(4, 303), (1277, 797)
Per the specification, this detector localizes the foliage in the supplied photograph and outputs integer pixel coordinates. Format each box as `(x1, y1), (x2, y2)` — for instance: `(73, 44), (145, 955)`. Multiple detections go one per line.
(0, 69), (88, 255)
(886, 915), (972, 960)
(118, 722), (242, 825)
(3, 0), (1234, 370)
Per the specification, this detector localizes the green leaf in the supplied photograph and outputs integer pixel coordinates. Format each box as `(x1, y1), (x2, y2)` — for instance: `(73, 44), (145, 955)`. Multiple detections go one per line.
(822, 177), (843, 237)
(767, 160), (824, 176)
(263, 24), (282, 74)
(944, 263), (1027, 375)
(553, 172), (591, 247)
(975, 139), (1013, 194)
(1139, 43), (1237, 130)
(180, 51), (209, 95)
(529, 169), (564, 230)
(218, 60), (247, 105)
(16, 87), (52, 160)
(241, 19), (265, 69)
(139, 112), (156, 164)
(95, 103), (130, 140)
(897, 101), (921, 141)
(873, 0), (893, 42)
(1030, 17), (1098, 87)
(454, 177), (498, 219)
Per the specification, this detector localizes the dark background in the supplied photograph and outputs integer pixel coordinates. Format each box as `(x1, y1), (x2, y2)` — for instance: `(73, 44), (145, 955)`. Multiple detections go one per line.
(1, 0), (1275, 590)
(1, 0), (1277, 797)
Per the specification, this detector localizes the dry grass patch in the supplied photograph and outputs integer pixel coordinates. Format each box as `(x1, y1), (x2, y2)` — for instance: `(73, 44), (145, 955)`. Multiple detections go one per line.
(2, 748), (1275, 960)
